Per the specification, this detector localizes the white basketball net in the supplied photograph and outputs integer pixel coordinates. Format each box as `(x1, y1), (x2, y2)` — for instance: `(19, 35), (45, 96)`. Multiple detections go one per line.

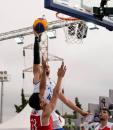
(56, 12), (88, 44)
(63, 20), (88, 44)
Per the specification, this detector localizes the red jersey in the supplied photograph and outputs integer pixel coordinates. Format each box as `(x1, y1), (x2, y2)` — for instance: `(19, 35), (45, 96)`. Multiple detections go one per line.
(95, 122), (113, 130)
(30, 110), (53, 130)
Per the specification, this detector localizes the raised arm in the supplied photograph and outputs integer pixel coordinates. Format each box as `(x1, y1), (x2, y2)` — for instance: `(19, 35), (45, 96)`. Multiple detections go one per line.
(33, 31), (42, 83)
(39, 56), (47, 98)
(59, 93), (89, 116)
(45, 62), (66, 115)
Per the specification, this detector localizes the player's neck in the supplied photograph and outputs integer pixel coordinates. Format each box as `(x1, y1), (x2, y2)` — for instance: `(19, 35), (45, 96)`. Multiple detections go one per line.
(100, 120), (108, 128)
(46, 76), (50, 80)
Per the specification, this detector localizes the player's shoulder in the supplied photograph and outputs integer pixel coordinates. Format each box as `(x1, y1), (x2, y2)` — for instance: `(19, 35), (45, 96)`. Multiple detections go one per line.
(94, 123), (100, 130)
(107, 122), (113, 127)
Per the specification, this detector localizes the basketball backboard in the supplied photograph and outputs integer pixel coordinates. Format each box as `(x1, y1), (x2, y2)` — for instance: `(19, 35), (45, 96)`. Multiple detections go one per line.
(44, 0), (113, 31)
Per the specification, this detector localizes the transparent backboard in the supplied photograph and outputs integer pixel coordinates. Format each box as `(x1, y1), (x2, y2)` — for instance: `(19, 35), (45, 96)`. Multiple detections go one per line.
(45, 0), (113, 30)
(53, 0), (113, 10)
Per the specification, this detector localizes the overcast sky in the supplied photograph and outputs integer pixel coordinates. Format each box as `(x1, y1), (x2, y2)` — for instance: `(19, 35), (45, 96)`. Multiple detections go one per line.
(0, 0), (113, 123)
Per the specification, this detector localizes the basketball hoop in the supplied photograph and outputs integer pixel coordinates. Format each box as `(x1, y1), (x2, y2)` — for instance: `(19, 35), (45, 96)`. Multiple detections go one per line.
(56, 12), (88, 44)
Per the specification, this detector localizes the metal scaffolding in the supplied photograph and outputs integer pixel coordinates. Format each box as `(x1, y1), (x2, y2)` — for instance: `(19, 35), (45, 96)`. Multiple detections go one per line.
(22, 43), (64, 74)
(0, 20), (79, 41)
(0, 19), (78, 75)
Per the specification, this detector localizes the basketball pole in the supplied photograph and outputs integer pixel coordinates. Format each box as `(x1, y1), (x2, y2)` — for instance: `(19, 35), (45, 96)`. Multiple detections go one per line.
(0, 81), (3, 123)
(0, 71), (9, 123)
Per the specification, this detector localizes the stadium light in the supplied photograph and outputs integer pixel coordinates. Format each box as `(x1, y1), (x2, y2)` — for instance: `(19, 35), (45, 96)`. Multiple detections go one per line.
(87, 22), (99, 30)
(14, 36), (24, 44)
(47, 30), (56, 39)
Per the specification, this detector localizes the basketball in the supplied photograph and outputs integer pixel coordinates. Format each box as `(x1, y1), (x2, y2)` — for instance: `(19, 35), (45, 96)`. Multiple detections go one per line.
(33, 18), (48, 33)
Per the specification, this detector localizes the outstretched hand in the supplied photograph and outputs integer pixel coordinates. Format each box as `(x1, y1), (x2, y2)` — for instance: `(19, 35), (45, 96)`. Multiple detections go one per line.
(33, 30), (42, 38)
(57, 61), (66, 78)
(81, 110), (92, 116)
(42, 56), (47, 70)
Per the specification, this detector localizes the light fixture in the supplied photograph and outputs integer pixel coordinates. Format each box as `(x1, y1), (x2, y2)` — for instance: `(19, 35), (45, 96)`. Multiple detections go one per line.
(14, 36), (24, 44)
(47, 30), (56, 39)
(0, 71), (8, 82)
(87, 22), (99, 30)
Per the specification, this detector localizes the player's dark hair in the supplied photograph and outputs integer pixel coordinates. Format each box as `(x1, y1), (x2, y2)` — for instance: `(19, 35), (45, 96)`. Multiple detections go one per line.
(100, 107), (111, 115)
(29, 93), (41, 110)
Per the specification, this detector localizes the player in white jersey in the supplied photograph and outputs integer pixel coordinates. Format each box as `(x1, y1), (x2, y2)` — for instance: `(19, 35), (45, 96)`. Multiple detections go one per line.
(29, 30), (89, 130)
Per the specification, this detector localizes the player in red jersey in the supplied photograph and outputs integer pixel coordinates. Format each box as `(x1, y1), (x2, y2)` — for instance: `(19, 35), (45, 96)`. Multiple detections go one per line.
(30, 57), (66, 130)
(95, 108), (113, 130)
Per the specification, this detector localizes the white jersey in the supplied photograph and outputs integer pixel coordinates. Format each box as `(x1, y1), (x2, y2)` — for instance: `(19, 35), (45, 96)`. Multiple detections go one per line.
(33, 77), (63, 129)
(33, 80), (40, 93)
(44, 78), (55, 103)
(33, 78), (55, 102)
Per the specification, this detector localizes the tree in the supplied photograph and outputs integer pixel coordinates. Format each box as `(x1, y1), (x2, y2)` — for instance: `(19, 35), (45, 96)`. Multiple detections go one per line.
(21, 88), (27, 106)
(75, 97), (82, 109)
(64, 118), (75, 130)
(55, 109), (61, 115)
(14, 88), (28, 113)
(73, 97), (82, 118)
